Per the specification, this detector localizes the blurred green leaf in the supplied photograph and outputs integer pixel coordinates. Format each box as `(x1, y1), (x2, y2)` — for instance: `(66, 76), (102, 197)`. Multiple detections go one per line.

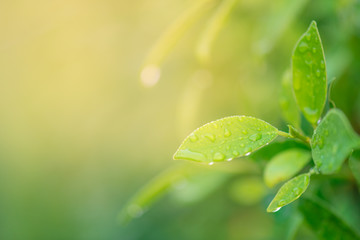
(349, 150), (360, 186)
(264, 148), (311, 188)
(174, 116), (279, 163)
(143, 0), (216, 67)
(196, 0), (238, 63)
(292, 21), (327, 125)
(255, 0), (310, 54)
(171, 170), (230, 204)
(298, 198), (360, 240)
(267, 173), (310, 213)
(311, 109), (360, 174)
(228, 176), (267, 205)
(279, 70), (300, 129)
(119, 165), (192, 224)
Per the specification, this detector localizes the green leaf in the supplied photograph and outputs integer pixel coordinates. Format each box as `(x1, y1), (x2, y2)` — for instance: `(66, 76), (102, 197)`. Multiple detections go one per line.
(174, 116), (279, 163)
(142, 0), (216, 67)
(311, 109), (360, 174)
(196, 0), (238, 63)
(279, 70), (300, 129)
(228, 176), (267, 205)
(264, 148), (311, 188)
(267, 173), (310, 212)
(349, 150), (360, 186)
(255, 0), (310, 55)
(292, 21), (327, 125)
(298, 198), (360, 240)
(119, 165), (191, 224)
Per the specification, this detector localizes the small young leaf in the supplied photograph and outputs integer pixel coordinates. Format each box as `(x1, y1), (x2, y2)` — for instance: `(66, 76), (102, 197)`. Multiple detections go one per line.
(279, 70), (300, 129)
(264, 148), (311, 188)
(267, 173), (310, 213)
(311, 109), (360, 174)
(174, 116), (279, 163)
(349, 150), (360, 186)
(299, 198), (360, 240)
(292, 21), (327, 125)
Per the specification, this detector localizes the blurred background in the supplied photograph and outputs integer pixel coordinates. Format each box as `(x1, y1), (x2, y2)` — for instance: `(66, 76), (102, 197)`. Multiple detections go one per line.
(0, 0), (360, 239)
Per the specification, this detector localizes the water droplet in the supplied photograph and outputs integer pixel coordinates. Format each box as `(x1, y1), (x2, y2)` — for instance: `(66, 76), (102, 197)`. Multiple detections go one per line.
(204, 133), (216, 142)
(332, 144), (339, 153)
(242, 129), (248, 135)
(245, 152), (251, 156)
(317, 138), (324, 149)
(250, 133), (262, 141)
(245, 147), (252, 153)
(240, 143), (245, 147)
(175, 149), (207, 161)
(224, 128), (232, 137)
(273, 207), (282, 212)
(304, 107), (318, 118)
(306, 33), (311, 41)
(227, 158), (233, 162)
(293, 187), (301, 195)
(232, 150), (239, 156)
(317, 119), (321, 124)
(298, 41), (309, 53)
(293, 79), (301, 90)
(312, 47), (317, 53)
(315, 69), (321, 77)
(208, 162), (214, 166)
(214, 152), (225, 161)
(189, 134), (198, 142)
(127, 204), (144, 218)
(320, 60), (325, 69)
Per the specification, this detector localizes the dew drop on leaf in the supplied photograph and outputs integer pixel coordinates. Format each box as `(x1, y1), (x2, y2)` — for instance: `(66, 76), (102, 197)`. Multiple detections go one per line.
(189, 134), (198, 142)
(214, 152), (225, 161)
(224, 128), (232, 137)
(249, 133), (262, 141)
(204, 133), (216, 142)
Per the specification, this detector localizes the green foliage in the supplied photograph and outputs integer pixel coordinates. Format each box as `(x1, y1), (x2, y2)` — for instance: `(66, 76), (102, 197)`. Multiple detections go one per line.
(124, 18), (360, 239)
(299, 198), (360, 240)
(349, 150), (360, 186)
(311, 109), (360, 174)
(173, 116), (279, 163)
(280, 70), (301, 129)
(264, 148), (311, 188)
(292, 21), (327, 126)
(267, 173), (310, 212)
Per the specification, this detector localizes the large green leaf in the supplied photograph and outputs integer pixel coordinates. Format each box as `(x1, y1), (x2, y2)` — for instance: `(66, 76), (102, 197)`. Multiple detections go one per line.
(174, 116), (279, 163)
(311, 109), (360, 174)
(299, 198), (360, 240)
(292, 21), (327, 125)
(349, 150), (360, 186)
(267, 173), (310, 212)
(264, 148), (311, 188)
(279, 70), (300, 129)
